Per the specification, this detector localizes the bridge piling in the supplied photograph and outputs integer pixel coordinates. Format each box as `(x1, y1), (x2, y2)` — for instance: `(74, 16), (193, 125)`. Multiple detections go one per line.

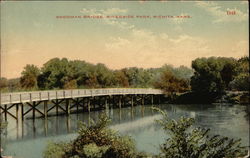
(4, 105), (7, 121)
(66, 99), (71, 115)
(142, 95), (145, 106)
(32, 102), (36, 119)
(131, 95), (134, 108)
(16, 104), (19, 122)
(119, 96), (122, 109)
(21, 104), (24, 121)
(87, 98), (90, 113)
(44, 101), (48, 118)
(151, 95), (154, 105)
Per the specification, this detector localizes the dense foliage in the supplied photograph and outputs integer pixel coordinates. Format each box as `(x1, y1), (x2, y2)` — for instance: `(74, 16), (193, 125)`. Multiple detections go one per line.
(1, 56), (248, 94)
(153, 107), (247, 158)
(0, 58), (193, 92)
(44, 114), (140, 158)
(154, 70), (190, 95)
(191, 56), (249, 94)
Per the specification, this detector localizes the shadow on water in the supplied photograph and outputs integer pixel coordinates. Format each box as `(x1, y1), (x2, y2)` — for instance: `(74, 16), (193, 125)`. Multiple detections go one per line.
(1, 104), (249, 158)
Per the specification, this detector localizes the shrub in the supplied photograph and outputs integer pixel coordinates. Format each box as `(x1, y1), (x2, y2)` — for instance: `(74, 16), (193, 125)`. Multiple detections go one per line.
(44, 114), (137, 158)
(153, 107), (247, 158)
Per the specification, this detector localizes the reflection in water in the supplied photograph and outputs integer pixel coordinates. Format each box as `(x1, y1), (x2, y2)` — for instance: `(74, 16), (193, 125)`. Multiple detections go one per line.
(1, 104), (249, 158)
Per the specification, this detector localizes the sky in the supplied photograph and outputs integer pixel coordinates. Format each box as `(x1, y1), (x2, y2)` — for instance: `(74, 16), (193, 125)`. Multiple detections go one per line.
(0, 1), (249, 79)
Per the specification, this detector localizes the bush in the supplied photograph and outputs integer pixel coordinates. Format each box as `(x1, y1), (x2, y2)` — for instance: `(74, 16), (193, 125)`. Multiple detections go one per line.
(44, 114), (138, 158)
(153, 107), (247, 158)
(43, 142), (72, 158)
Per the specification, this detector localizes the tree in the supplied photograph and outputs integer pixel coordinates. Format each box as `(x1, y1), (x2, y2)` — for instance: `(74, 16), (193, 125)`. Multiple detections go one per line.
(191, 57), (237, 94)
(20, 64), (40, 89)
(113, 70), (129, 87)
(94, 63), (114, 88)
(154, 70), (190, 95)
(38, 58), (70, 89)
(229, 57), (249, 91)
(153, 107), (247, 158)
(44, 114), (138, 158)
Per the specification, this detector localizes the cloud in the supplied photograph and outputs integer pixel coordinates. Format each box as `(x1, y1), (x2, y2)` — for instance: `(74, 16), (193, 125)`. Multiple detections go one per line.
(104, 29), (212, 68)
(80, 8), (134, 30)
(196, 1), (248, 23)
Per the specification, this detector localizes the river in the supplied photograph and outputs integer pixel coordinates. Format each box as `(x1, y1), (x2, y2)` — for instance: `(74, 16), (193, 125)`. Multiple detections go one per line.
(1, 104), (249, 158)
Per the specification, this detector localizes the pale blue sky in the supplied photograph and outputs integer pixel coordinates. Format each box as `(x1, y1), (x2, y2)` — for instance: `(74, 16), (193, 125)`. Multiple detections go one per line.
(1, 1), (249, 78)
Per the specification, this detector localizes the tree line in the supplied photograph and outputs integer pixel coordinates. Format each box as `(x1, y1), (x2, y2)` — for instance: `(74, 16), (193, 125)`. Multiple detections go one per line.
(0, 56), (248, 94)
(0, 57), (193, 92)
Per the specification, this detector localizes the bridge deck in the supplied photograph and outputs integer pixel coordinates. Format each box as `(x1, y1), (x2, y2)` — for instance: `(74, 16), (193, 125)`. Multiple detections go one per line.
(1, 88), (163, 105)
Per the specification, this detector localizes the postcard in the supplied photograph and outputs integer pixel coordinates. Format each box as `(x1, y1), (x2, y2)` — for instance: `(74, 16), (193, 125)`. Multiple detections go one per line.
(0, 1), (249, 158)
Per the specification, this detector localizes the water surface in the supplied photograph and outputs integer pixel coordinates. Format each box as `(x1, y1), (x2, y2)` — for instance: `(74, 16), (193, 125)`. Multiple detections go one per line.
(1, 104), (249, 158)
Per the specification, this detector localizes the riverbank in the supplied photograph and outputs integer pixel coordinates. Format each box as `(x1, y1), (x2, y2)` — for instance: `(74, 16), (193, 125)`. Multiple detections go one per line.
(171, 91), (249, 104)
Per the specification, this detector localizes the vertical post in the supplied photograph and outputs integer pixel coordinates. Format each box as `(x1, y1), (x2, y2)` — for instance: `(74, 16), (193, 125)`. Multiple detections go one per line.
(4, 104), (7, 121)
(88, 98), (91, 113)
(76, 98), (79, 113)
(66, 99), (71, 115)
(119, 96), (121, 109)
(56, 100), (58, 116)
(32, 102), (35, 119)
(122, 95), (125, 107)
(39, 92), (42, 100)
(10, 94), (12, 104)
(131, 95), (134, 108)
(44, 101), (48, 118)
(30, 93), (32, 102)
(151, 95), (154, 105)
(16, 104), (19, 121)
(113, 96), (115, 108)
(142, 95), (144, 106)
(105, 96), (108, 109)
(93, 97), (96, 109)
(21, 103), (24, 121)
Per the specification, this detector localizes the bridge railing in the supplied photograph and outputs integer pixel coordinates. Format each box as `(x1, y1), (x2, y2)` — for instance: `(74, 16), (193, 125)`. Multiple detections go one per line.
(0, 88), (163, 105)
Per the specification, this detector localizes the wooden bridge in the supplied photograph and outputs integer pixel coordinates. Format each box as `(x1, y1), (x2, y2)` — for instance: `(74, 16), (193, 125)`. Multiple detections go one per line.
(0, 88), (164, 121)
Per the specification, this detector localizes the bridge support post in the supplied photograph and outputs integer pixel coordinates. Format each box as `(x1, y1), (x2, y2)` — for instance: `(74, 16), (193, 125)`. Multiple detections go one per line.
(66, 99), (71, 115)
(76, 98), (79, 113)
(142, 95), (144, 106)
(151, 95), (154, 105)
(32, 102), (36, 119)
(4, 105), (7, 121)
(131, 95), (134, 108)
(119, 96), (122, 109)
(44, 101), (48, 118)
(87, 98), (91, 113)
(56, 100), (59, 116)
(93, 97), (96, 109)
(105, 96), (108, 109)
(16, 104), (19, 122)
(21, 103), (24, 121)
